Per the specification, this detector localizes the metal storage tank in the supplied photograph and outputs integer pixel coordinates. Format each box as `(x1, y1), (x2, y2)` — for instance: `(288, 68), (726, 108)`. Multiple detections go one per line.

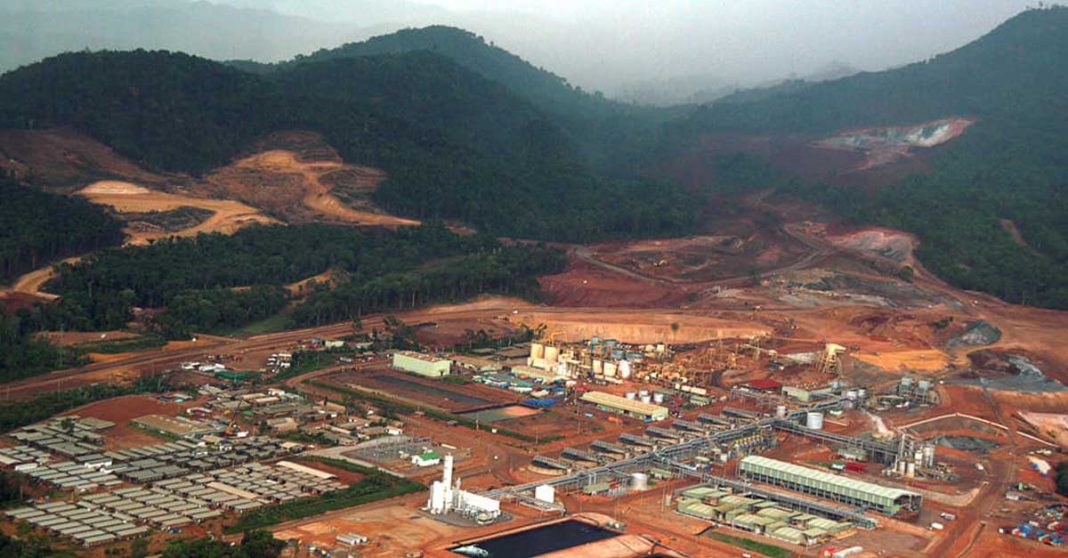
(619, 360), (632, 379)
(604, 362), (617, 377)
(531, 343), (544, 359)
(776, 405), (787, 418)
(625, 392), (637, 400)
(631, 472), (649, 491)
(845, 390), (858, 400)
(593, 360), (603, 374)
(534, 484), (555, 503)
(900, 377), (913, 389)
(544, 346), (559, 364)
(652, 392), (665, 404)
(638, 389), (649, 398)
(640, 394), (652, 404)
(917, 380), (931, 392)
(557, 362), (569, 377)
(905, 462), (916, 478)
(805, 411), (824, 430)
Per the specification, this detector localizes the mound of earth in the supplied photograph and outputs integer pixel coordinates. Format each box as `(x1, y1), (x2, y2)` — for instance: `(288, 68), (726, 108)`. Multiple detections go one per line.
(961, 349), (1065, 392)
(947, 320), (1002, 348)
(199, 130), (418, 227)
(829, 228), (917, 265)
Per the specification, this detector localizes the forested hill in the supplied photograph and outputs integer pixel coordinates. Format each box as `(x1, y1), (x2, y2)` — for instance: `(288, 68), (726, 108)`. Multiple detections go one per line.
(673, 7), (1068, 309)
(681, 7), (1068, 133)
(229, 26), (677, 174)
(240, 26), (627, 122)
(0, 49), (696, 241)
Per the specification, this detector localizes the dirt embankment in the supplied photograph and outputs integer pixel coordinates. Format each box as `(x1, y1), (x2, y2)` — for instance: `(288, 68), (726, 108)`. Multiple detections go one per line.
(201, 131), (418, 227)
(0, 128), (171, 191)
(77, 180), (276, 245)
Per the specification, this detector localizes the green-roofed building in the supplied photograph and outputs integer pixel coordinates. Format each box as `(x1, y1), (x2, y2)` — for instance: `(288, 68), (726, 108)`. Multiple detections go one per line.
(676, 499), (716, 520)
(740, 455), (922, 515)
(769, 526), (805, 545)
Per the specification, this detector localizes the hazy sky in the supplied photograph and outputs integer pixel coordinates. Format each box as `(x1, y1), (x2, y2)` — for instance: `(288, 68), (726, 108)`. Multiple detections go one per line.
(238, 0), (1038, 93)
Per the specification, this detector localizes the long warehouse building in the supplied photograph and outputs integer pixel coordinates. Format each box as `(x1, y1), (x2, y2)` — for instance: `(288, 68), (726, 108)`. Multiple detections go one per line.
(739, 455), (921, 516)
(580, 391), (668, 421)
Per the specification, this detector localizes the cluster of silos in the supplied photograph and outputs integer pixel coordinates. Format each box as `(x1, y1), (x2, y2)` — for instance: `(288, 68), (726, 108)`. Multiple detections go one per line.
(896, 377), (933, 404)
(893, 444), (936, 478)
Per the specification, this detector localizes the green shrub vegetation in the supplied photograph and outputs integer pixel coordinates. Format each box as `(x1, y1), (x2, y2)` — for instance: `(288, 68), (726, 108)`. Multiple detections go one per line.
(0, 310), (87, 383)
(162, 530), (285, 558)
(1056, 461), (1068, 497)
(706, 532), (794, 558)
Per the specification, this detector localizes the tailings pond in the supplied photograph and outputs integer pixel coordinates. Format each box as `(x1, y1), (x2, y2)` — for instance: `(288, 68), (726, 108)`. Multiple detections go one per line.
(451, 519), (618, 558)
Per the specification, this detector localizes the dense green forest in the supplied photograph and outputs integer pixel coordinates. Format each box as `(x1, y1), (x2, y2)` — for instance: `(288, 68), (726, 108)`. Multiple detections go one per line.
(293, 243), (566, 326)
(0, 178), (123, 281)
(674, 7), (1068, 309)
(30, 223), (562, 337)
(0, 49), (696, 241)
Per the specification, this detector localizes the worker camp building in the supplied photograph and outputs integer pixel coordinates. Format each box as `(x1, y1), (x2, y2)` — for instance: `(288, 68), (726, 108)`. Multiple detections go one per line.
(580, 391), (668, 422)
(739, 456), (922, 516)
(391, 351), (451, 378)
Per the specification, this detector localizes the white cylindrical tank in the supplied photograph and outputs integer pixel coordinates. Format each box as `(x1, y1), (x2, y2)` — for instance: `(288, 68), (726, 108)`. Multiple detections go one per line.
(805, 411), (824, 430)
(531, 343), (544, 359)
(593, 359), (603, 374)
(640, 394), (652, 404)
(656, 343), (666, 353)
(653, 392), (665, 404)
(558, 362), (569, 377)
(905, 462), (916, 478)
(429, 481), (446, 514)
(604, 362), (617, 377)
(776, 405), (787, 418)
(534, 484), (555, 503)
(625, 391), (637, 400)
(923, 444), (936, 467)
(857, 388), (867, 400)
(631, 472), (649, 491)
(619, 360), (632, 379)
(845, 390), (858, 400)
(544, 346), (559, 364)
(638, 389), (649, 398)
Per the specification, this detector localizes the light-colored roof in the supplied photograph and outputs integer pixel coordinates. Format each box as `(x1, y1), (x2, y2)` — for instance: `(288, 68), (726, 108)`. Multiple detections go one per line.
(393, 351), (449, 363)
(741, 455), (919, 502)
(580, 391), (668, 416)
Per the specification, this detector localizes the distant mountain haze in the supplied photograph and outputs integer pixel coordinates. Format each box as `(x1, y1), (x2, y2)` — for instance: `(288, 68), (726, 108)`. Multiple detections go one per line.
(0, 0), (1039, 103)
